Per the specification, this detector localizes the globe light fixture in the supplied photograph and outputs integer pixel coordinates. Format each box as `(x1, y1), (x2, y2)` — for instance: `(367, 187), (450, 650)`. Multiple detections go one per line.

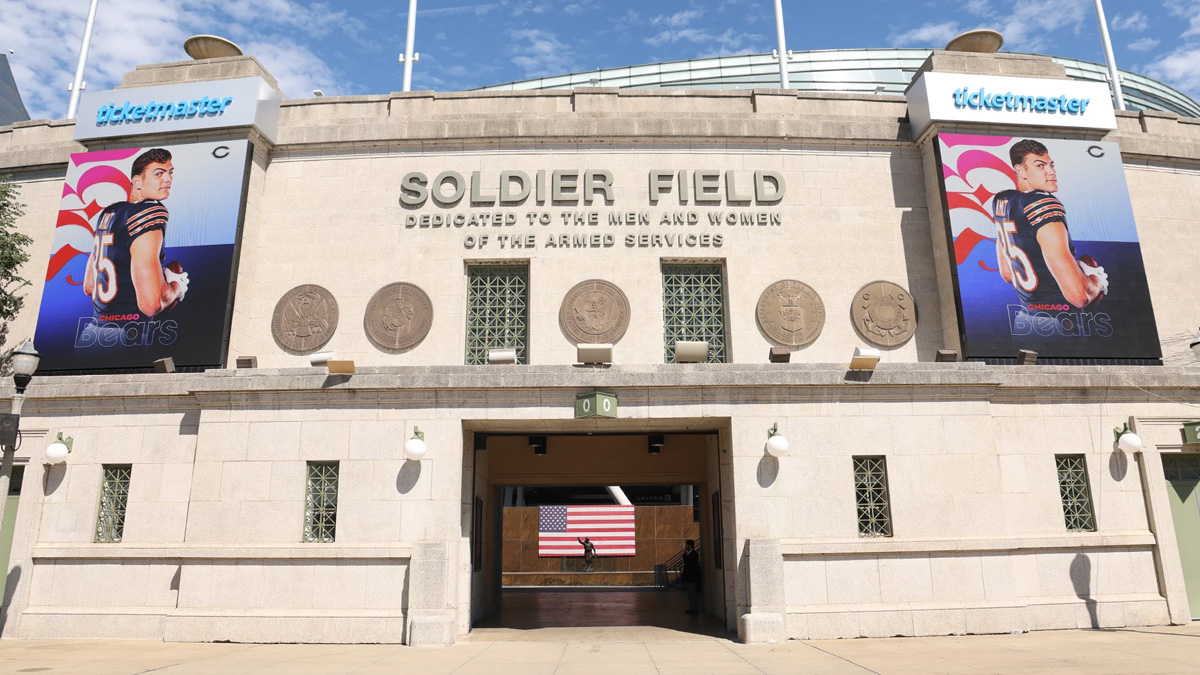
(1114, 422), (1143, 454)
(765, 422), (789, 458)
(45, 432), (73, 464)
(404, 427), (427, 460)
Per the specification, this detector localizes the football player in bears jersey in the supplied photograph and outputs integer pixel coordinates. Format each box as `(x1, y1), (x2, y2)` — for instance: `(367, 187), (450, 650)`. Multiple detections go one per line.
(992, 139), (1108, 310)
(83, 148), (189, 318)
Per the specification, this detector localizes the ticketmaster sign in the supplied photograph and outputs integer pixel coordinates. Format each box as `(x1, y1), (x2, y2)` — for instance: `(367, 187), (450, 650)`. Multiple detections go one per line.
(74, 77), (281, 143)
(906, 72), (1117, 136)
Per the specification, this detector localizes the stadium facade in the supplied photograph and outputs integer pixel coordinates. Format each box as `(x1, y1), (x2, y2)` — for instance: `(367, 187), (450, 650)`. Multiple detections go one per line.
(0, 43), (1199, 647)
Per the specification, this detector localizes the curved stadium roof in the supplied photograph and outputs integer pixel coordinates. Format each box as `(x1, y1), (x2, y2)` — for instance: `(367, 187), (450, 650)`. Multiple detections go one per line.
(475, 48), (1200, 119)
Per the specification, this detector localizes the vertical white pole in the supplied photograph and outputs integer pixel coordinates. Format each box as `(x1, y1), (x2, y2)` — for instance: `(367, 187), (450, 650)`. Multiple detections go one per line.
(1091, 0), (1126, 110)
(66, 0), (101, 119)
(402, 0), (418, 92)
(773, 0), (789, 89)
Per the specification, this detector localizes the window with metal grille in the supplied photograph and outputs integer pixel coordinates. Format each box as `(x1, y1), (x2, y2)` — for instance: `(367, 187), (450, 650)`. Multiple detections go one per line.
(465, 264), (529, 365)
(95, 464), (131, 543)
(661, 263), (727, 363)
(853, 456), (892, 537)
(304, 461), (339, 543)
(1056, 455), (1096, 532)
(1163, 455), (1200, 482)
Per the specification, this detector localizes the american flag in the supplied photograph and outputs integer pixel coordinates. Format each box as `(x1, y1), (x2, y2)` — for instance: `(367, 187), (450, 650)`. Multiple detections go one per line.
(538, 505), (635, 557)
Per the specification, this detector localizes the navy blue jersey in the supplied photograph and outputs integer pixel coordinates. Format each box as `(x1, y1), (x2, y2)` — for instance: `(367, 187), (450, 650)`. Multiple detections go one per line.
(90, 200), (168, 316)
(991, 189), (1075, 305)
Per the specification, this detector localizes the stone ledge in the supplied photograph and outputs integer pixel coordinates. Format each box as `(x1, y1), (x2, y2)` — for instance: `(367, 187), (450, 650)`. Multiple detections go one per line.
(31, 543), (414, 560)
(6, 363), (1200, 404)
(781, 531), (1156, 557)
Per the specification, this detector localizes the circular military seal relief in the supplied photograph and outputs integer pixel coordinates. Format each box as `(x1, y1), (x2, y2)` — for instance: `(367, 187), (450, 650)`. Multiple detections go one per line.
(850, 280), (918, 348)
(364, 282), (434, 353)
(559, 279), (631, 345)
(756, 280), (825, 348)
(271, 285), (339, 354)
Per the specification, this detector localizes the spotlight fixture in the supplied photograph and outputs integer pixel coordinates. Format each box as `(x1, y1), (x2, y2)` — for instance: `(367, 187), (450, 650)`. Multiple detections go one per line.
(153, 357), (175, 373)
(849, 347), (881, 370)
(235, 356), (258, 368)
(674, 341), (709, 363)
(935, 349), (959, 363)
(530, 435), (547, 456)
(648, 434), (665, 455)
(1017, 349), (1038, 365)
(489, 348), (518, 365)
(768, 347), (791, 363)
(577, 343), (613, 365)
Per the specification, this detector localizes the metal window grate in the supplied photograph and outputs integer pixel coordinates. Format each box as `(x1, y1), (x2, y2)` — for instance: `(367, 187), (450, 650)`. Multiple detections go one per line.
(465, 264), (529, 365)
(304, 461), (339, 543)
(95, 464), (131, 543)
(853, 456), (892, 537)
(661, 263), (727, 363)
(1056, 455), (1096, 532)
(1163, 455), (1200, 482)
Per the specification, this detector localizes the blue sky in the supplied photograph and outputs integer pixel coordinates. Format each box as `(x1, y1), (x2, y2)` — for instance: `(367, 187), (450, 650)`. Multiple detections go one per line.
(4, 1), (1200, 119)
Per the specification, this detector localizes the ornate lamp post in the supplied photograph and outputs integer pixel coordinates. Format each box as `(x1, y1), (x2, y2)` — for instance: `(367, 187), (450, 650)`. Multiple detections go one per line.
(0, 340), (40, 525)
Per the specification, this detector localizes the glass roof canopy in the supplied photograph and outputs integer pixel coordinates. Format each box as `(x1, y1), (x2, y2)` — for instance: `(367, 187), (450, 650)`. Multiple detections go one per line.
(474, 48), (1200, 119)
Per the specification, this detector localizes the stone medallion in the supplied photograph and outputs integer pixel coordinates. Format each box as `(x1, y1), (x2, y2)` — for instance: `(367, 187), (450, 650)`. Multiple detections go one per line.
(560, 279), (631, 344)
(272, 285), (338, 354)
(756, 280), (825, 348)
(851, 281), (917, 347)
(364, 282), (434, 353)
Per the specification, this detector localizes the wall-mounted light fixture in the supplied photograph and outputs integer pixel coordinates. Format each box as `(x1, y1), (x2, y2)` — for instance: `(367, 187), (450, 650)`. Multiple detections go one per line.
(530, 435), (547, 456)
(309, 351), (354, 373)
(153, 357), (175, 373)
(674, 341), (709, 363)
(768, 347), (791, 363)
(404, 427), (427, 460)
(1114, 422), (1143, 453)
(45, 432), (73, 464)
(1017, 349), (1038, 366)
(489, 348), (518, 365)
(935, 349), (959, 363)
(849, 347), (880, 371)
(648, 434), (665, 455)
(765, 423), (789, 457)
(577, 343), (613, 365)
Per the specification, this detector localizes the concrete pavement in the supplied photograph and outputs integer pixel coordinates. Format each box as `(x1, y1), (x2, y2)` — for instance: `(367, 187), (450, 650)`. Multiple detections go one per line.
(1, 623), (1198, 674)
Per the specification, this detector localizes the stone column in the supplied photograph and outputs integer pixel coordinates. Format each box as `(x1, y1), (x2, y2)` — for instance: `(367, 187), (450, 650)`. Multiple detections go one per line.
(737, 538), (785, 644)
(406, 541), (456, 646)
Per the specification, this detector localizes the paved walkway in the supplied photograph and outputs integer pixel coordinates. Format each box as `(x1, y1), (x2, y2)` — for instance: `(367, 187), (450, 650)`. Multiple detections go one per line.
(1, 624), (1198, 674)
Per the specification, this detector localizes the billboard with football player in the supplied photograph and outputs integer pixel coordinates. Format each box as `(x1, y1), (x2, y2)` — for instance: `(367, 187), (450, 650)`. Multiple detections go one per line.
(33, 140), (250, 372)
(936, 133), (1160, 360)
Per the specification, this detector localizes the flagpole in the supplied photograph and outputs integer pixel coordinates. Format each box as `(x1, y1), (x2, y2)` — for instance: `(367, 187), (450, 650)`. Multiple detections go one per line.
(1091, 0), (1125, 110)
(402, 0), (418, 92)
(772, 0), (792, 88)
(67, 0), (100, 119)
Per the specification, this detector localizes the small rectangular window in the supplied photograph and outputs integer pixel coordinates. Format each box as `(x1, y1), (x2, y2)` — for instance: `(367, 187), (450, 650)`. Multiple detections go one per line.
(465, 264), (530, 365)
(853, 456), (892, 537)
(661, 263), (728, 363)
(304, 461), (339, 543)
(95, 464), (132, 543)
(1056, 455), (1096, 532)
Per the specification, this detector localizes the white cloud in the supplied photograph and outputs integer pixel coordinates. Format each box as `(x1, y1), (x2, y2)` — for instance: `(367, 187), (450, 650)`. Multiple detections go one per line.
(1146, 45), (1200, 97)
(0, 0), (357, 119)
(889, 22), (961, 48)
(651, 9), (705, 29)
(1128, 37), (1161, 52)
(965, 0), (991, 17)
(1111, 12), (1148, 32)
(508, 28), (578, 78)
(1167, 0), (1200, 38)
